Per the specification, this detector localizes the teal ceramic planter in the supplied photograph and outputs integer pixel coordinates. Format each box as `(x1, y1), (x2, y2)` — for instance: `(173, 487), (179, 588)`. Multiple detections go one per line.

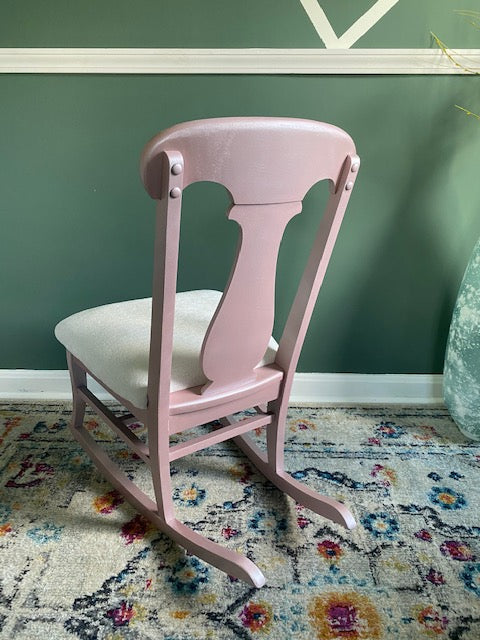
(444, 238), (480, 440)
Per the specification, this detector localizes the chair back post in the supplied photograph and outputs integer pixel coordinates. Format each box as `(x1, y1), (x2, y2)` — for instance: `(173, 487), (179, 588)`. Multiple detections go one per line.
(268, 152), (360, 470)
(147, 149), (184, 430)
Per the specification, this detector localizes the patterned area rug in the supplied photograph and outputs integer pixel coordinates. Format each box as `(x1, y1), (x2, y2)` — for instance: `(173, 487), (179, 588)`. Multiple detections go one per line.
(0, 403), (479, 639)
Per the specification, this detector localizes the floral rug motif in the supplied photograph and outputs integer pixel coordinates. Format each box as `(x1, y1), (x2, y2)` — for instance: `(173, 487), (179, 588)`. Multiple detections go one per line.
(0, 403), (479, 639)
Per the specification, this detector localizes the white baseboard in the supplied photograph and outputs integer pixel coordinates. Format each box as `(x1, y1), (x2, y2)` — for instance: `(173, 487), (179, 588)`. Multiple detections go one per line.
(290, 373), (443, 405)
(0, 370), (444, 405)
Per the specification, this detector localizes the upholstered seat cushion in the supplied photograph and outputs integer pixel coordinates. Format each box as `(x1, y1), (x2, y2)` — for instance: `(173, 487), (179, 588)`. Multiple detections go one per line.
(55, 289), (278, 410)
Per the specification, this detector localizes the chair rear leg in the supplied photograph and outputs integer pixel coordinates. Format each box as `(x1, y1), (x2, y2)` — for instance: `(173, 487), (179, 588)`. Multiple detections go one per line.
(147, 419), (177, 525)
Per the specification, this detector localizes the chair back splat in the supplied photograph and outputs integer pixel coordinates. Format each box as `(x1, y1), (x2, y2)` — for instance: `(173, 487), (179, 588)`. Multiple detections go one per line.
(55, 117), (360, 588)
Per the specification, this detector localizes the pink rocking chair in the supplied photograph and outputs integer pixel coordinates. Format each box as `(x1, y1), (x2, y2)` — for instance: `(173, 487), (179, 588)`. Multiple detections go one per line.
(55, 117), (360, 587)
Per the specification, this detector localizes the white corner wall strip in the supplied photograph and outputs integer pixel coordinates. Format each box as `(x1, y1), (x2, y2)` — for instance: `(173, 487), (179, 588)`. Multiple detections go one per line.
(0, 48), (478, 75)
(0, 370), (444, 405)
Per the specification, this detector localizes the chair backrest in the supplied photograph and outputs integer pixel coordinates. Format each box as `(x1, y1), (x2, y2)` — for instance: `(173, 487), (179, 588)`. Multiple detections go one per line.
(140, 117), (359, 399)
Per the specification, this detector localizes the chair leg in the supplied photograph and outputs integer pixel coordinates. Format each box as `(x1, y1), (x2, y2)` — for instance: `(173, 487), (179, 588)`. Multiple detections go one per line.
(72, 419), (265, 587)
(67, 352), (87, 430)
(63, 374), (266, 587)
(266, 399), (287, 473)
(234, 408), (356, 530)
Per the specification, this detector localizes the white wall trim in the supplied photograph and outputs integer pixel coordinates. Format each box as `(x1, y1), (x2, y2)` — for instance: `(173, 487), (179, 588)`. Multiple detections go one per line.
(0, 370), (444, 405)
(0, 48), (478, 75)
(290, 373), (443, 405)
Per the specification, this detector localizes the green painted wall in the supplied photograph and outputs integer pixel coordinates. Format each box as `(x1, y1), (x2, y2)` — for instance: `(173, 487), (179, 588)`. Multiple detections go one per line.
(1, 2), (479, 374)
(1, 0), (478, 48)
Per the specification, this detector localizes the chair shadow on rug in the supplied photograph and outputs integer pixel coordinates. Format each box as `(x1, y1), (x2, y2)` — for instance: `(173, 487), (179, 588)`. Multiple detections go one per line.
(55, 117), (360, 587)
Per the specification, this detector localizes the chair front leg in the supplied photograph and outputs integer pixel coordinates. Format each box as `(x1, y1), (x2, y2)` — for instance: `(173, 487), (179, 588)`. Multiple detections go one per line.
(266, 398), (287, 473)
(67, 352), (87, 430)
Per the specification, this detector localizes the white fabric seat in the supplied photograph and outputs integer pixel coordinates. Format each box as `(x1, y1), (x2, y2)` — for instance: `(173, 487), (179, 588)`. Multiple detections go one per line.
(55, 290), (278, 410)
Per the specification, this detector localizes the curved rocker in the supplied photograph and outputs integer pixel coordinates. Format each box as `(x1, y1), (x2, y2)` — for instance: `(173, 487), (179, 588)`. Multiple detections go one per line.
(71, 410), (266, 587)
(234, 431), (356, 530)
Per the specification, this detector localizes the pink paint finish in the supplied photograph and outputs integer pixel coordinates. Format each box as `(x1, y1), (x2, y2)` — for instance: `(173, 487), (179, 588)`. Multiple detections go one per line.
(58, 117), (360, 587)
(141, 117), (355, 204)
(201, 202), (300, 395)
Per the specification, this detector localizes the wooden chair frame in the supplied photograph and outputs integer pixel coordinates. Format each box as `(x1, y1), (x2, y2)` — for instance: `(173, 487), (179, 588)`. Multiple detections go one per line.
(63, 117), (360, 587)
